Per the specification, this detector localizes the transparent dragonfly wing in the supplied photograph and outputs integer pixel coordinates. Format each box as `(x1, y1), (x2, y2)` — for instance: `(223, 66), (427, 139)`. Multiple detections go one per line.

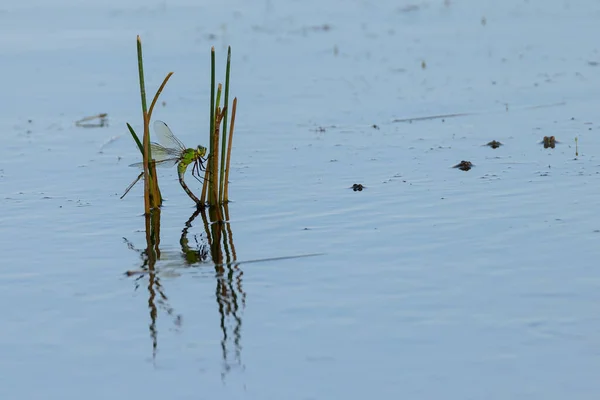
(149, 142), (183, 160)
(154, 120), (187, 153)
(127, 121), (186, 169)
(128, 157), (179, 169)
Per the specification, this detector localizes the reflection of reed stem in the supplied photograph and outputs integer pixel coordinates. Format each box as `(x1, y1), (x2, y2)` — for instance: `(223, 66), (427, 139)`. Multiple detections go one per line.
(221, 223), (231, 263)
(125, 209), (182, 362)
(223, 203), (237, 260)
(198, 203), (244, 375)
(147, 268), (158, 358)
(209, 209), (224, 265)
(199, 207), (212, 247)
(144, 210), (161, 358)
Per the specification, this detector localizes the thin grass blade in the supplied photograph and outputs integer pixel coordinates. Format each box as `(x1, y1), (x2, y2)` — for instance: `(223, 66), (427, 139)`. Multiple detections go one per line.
(126, 123), (144, 155)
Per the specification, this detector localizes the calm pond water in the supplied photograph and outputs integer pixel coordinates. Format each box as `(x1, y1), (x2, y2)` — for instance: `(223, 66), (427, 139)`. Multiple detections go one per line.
(2, 0), (600, 398)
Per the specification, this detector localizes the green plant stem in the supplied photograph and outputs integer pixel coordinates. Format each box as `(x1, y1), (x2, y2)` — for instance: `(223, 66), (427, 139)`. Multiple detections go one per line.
(137, 37), (148, 116)
(207, 47), (216, 205)
(210, 84), (222, 206)
(219, 47), (231, 203)
(137, 36), (152, 213)
(223, 97), (237, 202)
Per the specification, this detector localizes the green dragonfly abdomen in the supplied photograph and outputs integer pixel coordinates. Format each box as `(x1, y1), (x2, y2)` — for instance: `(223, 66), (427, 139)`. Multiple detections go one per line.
(178, 166), (201, 204)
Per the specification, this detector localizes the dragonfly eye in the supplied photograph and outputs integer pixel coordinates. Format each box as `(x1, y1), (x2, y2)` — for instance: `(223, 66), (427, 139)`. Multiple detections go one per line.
(197, 146), (207, 157)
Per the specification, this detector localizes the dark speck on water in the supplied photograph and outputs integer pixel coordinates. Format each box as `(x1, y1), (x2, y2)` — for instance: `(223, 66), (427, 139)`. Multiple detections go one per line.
(541, 136), (557, 148)
(486, 140), (503, 149)
(453, 161), (473, 171)
(351, 184), (365, 191)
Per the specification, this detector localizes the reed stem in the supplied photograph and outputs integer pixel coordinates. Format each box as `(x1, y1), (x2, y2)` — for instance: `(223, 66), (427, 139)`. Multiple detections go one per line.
(148, 72), (173, 120)
(136, 36), (153, 213)
(210, 85), (223, 205)
(219, 47), (232, 203)
(135, 36), (170, 210)
(200, 46), (236, 206)
(223, 98), (237, 202)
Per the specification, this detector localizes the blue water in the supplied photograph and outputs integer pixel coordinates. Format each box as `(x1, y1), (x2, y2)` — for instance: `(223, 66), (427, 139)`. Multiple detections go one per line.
(2, 0), (600, 398)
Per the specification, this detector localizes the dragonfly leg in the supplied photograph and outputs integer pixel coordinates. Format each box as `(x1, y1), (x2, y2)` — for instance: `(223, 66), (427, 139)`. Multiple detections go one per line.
(191, 161), (204, 183)
(198, 157), (207, 171)
(121, 171), (144, 199)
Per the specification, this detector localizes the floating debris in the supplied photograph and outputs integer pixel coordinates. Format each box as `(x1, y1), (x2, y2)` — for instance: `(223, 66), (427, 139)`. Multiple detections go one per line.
(453, 161), (473, 171)
(541, 136), (557, 149)
(485, 140), (502, 149)
(310, 124), (337, 133)
(351, 184), (365, 191)
(76, 113), (108, 128)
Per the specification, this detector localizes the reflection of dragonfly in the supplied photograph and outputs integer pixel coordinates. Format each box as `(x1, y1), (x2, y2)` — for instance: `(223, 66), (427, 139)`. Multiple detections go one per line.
(121, 120), (208, 201)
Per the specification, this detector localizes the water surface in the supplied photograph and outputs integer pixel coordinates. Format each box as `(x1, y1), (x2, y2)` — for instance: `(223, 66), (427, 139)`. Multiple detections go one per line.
(2, 0), (600, 399)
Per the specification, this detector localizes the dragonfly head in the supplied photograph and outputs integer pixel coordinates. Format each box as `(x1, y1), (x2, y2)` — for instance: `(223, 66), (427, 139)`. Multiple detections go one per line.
(196, 145), (207, 158)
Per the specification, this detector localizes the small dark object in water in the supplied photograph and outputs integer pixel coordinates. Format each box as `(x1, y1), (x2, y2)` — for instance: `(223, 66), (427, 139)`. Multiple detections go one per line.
(541, 136), (557, 149)
(76, 113), (108, 128)
(351, 184), (365, 191)
(486, 140), (502, 149)
(372, 124), (379, 129)
(453, 161), (473, 171)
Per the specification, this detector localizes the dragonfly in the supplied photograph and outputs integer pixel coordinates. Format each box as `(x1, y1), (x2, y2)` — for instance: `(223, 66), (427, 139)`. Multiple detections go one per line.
(121, 120), (208, 203)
